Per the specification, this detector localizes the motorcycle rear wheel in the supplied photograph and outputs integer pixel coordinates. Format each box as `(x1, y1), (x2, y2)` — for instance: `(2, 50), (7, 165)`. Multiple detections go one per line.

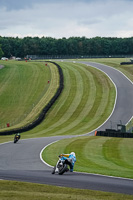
(51, 166), (56, 174)
(58, 164), (68, 175)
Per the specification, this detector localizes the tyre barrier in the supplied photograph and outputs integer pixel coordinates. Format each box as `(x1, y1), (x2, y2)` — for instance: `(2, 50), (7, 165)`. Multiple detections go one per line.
(120, 62), (133, 65)
(0, 61), (64, 135)
(95, 130), (133, 138)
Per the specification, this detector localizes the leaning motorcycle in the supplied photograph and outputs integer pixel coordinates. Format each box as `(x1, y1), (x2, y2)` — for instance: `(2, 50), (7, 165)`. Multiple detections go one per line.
(14, 135), (20, 143)
(51, 155), (69, 175)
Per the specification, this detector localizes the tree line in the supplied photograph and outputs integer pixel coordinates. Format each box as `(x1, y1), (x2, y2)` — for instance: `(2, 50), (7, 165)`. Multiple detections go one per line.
(0, 36), (133, 58)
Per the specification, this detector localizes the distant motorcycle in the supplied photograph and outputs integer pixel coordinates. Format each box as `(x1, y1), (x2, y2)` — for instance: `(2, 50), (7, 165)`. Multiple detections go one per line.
(51, 154), (69, 175)
(14, 134), (20, 143)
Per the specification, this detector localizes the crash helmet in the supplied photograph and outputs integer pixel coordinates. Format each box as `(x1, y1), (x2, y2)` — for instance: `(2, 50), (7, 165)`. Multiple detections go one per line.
(70, 152), (76, 157)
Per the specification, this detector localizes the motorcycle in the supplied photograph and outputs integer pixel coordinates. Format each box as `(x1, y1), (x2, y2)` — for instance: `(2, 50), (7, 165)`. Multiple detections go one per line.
(14, 135), (20, 143)
(51, 154), (69, 175)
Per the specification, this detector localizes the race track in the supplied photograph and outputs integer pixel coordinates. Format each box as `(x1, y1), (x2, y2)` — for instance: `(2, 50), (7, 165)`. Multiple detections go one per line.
(81, 61), (133, 133)
(0, 61), (133, 195)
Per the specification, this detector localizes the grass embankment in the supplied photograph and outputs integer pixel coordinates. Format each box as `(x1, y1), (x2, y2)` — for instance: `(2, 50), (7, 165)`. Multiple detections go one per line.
(21, 61), (115, 138)
(0, 58), (132, 140)
(0, 60), (59, 130)
(0, 180), (132, 200)
(43, 136), (133, 179)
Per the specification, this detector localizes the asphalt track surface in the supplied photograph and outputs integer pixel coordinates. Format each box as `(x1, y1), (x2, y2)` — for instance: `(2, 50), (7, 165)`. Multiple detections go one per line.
(0, 61), (133, 195)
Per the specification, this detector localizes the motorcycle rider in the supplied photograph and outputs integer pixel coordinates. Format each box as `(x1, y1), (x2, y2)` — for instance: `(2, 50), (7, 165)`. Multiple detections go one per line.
(59, 152), (76, 172)
(14, 133), (21, 140)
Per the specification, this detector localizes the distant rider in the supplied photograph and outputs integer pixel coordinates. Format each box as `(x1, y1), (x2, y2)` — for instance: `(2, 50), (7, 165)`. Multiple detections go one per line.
(59, 152), (76, 172)
(14, 133), (21, 140)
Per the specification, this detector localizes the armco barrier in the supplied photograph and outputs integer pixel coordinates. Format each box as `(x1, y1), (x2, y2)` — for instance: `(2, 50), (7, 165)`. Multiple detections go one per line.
(0, 61), (64, 135)
(96, 130), (133, 138)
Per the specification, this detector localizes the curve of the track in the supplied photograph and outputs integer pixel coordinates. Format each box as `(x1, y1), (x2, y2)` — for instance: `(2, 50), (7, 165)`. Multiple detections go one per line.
(0, 62), (133, 195)
(81, 61), (133, 133)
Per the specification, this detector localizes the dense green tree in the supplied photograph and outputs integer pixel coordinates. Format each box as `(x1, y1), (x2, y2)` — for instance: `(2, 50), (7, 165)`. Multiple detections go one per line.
(0, 45), (4, 58)
(0, 36), (133, 58)
(0, 37), (11, 57)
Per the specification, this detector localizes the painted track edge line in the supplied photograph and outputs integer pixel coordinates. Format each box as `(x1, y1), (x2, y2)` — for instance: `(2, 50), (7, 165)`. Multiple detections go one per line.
(84, 63), (117, 134)
(74, 171), (133, 181)
(84, 61), (133, 84)
(61, 60), (117, 134)
(40, 140), (59, 168)
(126, 115), (133, 126)
(0, 141), (12, 145)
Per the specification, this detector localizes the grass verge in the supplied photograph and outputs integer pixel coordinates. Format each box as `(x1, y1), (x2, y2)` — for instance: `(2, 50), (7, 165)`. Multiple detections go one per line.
(0, 180), (132, 200)
(42, 136), (133, 179)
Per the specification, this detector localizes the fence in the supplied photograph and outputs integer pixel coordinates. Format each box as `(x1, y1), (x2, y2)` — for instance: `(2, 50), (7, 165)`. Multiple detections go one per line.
(26, 55), (133, 60)
(96, 120), (133, 138)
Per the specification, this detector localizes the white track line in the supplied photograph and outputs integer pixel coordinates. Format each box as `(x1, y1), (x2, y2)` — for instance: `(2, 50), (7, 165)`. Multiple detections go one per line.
(0, 141), (12, 145)
(40, 140), (59, 168)
(83, 61), (133, 131)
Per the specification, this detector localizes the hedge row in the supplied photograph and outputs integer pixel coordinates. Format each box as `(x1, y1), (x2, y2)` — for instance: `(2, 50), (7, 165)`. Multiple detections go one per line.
(0, 61), (64, 135)
(96, 130), (133, 138)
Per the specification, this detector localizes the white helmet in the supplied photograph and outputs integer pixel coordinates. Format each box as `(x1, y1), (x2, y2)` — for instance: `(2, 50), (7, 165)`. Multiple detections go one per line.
(70, 152), (76, 157)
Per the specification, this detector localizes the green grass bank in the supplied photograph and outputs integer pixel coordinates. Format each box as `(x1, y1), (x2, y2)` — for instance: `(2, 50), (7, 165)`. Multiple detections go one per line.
(20, 61), (115, 138)
(0, 60), (59, 131)
(0, 180), (132, 200)
(42, 136), (133, 179)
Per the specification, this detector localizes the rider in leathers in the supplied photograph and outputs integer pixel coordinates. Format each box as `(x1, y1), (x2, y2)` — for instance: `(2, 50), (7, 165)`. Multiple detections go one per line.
(14, 133), (21, 140)
(60, 152), (76, 172)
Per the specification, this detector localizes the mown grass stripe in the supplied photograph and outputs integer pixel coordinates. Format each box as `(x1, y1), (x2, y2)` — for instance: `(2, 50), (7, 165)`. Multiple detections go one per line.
(24, 63), (76, 136)
(33, 62), (84, 136)
(49, 66), (84, 134)
(120, 139), (133, 167)
(25, 61), (115, 137)
(103, 138), (133, 170)
(36, 64), (77, 132)
(40, 62), (96, 136)
(83, 137), (125, 171)
(42, 63), (84, 135)
(65, 65), (115, 135)
(38, 64), (72, 128)
(51, 63), (96, 135)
